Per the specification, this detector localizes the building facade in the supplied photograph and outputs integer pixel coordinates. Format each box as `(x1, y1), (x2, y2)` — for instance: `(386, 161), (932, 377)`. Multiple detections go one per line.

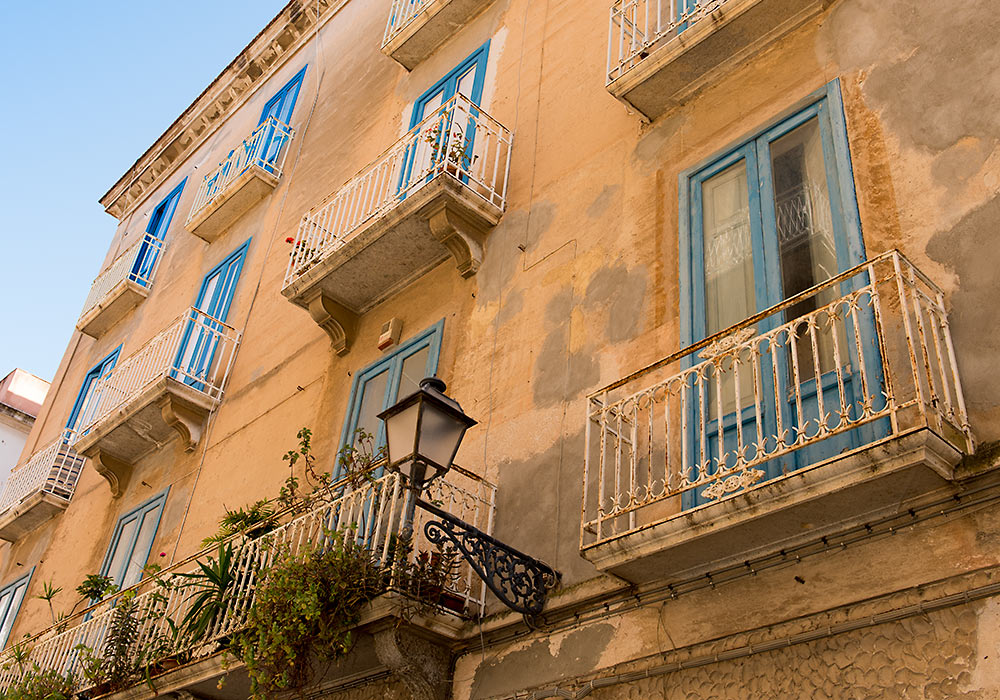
(0, 370), (49, 496)
(0, 0), (998, 698)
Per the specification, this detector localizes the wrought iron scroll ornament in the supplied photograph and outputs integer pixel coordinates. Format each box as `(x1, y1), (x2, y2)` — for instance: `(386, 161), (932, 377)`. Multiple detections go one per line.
(418, 498), (560, 620)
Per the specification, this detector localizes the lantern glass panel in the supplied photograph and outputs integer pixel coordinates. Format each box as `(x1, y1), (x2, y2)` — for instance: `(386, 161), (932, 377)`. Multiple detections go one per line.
(417, 402), (466, 468)
(384, 401), (419, 468)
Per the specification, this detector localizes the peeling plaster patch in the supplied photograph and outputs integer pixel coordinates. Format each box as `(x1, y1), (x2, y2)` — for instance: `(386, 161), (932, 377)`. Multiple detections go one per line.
(471, 624), (615, 699)
(524, 200), (558, 255)
(587, 184), (621, 219)
(585, 263), (648, 343)
(926, 194), (1000, 437)
(498, 287), (524, 326)
(931, 138), (995, 194)
(825, 0), (1000, 152)
(477, 208), (527, 304)
(634, 111), (686, 163)
(533, 305), (600, 409)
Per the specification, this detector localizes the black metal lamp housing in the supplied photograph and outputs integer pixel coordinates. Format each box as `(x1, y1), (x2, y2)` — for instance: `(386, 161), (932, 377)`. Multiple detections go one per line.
(377, 376), (477, 487)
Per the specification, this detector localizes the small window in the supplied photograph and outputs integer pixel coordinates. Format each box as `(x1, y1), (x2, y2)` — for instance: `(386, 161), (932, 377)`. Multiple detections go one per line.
(337, 321), (444, 475)
(66, 347), (122, 437)
(0, 571), (33, 650)
(100, 489), (168, 591)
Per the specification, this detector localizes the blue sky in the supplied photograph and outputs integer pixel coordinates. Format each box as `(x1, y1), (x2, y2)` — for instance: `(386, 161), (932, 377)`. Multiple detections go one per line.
(0, 1), (286, 382)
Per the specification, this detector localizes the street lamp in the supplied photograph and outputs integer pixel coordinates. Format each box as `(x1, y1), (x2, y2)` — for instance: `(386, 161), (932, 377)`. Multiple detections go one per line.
(378, 376), (560, 620)
(378, 376), (476, 493)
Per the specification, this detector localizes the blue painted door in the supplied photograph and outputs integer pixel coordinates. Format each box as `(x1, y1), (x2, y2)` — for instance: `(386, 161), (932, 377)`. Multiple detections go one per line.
(100, 490), (169, 591)
(175, 242), (248, 387)
(684, 98), (886, 506)
(257, 67), (305, 170)
(66, 348), (121, 438)
(401, 43), (489, 191)
(338, 321), (443, 479)
(132, 181), (185, 285)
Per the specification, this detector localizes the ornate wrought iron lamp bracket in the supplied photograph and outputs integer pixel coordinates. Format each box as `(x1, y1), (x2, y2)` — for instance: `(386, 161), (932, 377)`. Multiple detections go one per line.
(416, 498), (561, 620)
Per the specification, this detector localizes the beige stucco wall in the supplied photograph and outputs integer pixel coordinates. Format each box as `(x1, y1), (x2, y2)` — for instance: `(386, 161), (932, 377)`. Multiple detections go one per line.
(3, 0), (999, 696)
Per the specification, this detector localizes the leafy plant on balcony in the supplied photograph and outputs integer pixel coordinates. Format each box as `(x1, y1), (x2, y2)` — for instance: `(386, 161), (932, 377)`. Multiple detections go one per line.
(0, 660), (75, 700)
(201, 501), (277, 547)
(230, 529), (384, 700)
(175, 543), (240, 646)
(75, 574), (118, 607)
(423, 121), (477, 172)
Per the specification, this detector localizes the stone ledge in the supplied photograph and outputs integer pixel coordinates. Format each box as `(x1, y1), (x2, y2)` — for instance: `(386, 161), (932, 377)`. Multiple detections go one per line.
(77, 279), (150, 339)
(0, 491), (71, 542)
(381, 0), (496, 70)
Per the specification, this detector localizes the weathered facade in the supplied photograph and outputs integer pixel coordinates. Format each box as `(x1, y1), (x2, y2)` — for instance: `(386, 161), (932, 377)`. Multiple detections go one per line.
(1, 0), (999, 698)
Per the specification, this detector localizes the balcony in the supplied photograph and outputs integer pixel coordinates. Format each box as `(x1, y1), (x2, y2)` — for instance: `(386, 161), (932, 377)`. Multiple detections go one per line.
(0, 468), (495, 699)
(382, 0), (496, 70)
(77, 234), (164, 338)
(72, 308), (241, 496)
(0, 435), (85, 541)
(186, 116), (294, 243)
(581, 251), (974, 584)
(607, 0), (829, 120)
(281, 94), (511, 354)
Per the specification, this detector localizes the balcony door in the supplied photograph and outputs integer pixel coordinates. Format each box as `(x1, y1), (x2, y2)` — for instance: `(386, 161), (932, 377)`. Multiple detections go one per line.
(66, 347), (122, 439)
(131, 180), (185, 285)
(257, 67), (305, 170)
(175, 241), (248, 387)
(401, 42), (489, 192)
(681, 86), (886, 506)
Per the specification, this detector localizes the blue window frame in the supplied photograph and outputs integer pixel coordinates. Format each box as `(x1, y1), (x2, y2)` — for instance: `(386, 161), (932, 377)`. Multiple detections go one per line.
(0, 570), (33, 650)
(337, 320), (444, 478)
(257, 67), (306, 169)
(66, 347), (122, 437)
(132, 179), (186, 285)
(679, 80), (886, 505)
(100, 489), (169, 592)
(409, 42), (489, 128)
(175, 240), (249, 387)
(400, 43), (490, 192)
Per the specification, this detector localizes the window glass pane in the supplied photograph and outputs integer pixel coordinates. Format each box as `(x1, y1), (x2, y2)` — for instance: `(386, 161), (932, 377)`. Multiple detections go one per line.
(398, 346), (431, 401)
(0, 582), (26, 648)
(456, 66), (477, 100)
(702, 160), (755, 335)
(106, 517), (138, 585)
(701, 160), (755, 415)
(770, 117), (842, 376)
(353, 370), (390, 447)
(122, 509), (159, 589)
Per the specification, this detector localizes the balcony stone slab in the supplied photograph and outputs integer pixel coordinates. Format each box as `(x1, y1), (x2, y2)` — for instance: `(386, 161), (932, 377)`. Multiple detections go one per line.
(76, 279), (149, 339)
(185, 165), (278, 243)
(282, 174), (501, 354)
(92, 593), (466, 700)
(608, 0), (830, 121)
(383, 0), (495, 70)
(581, 428), (964, 585)
(0, 492), (71, 543)
(73, 377), (218, 497)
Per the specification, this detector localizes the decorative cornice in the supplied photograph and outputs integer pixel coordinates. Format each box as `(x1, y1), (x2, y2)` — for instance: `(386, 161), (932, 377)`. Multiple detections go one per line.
(99, 0), (344, 220)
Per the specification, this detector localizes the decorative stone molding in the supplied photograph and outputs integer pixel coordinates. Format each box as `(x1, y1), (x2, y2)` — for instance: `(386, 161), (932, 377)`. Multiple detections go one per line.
(373, 626), (452, 700)
(99, 0), (342, 220)
(305, 291), (359, 355)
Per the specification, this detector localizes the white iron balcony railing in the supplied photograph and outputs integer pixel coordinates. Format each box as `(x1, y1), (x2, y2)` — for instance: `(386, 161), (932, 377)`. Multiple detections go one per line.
(383, 0), (427, 46)
(186, 116), (294, 227)
(0, 467), (495, 693)
(582, 251), (974, 548)
(74, 308), (241, 438)
(0, 434), (85, 516)
(608, 0), (727, 82)
(283, 93), (512, 289)
(79, 234), (164, 322)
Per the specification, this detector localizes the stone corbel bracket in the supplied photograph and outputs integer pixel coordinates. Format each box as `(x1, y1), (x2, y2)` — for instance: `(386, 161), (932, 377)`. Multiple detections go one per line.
(304, 290), (359, 356)
(426, 201), (488, 278)
(373, 625), (452, 700)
